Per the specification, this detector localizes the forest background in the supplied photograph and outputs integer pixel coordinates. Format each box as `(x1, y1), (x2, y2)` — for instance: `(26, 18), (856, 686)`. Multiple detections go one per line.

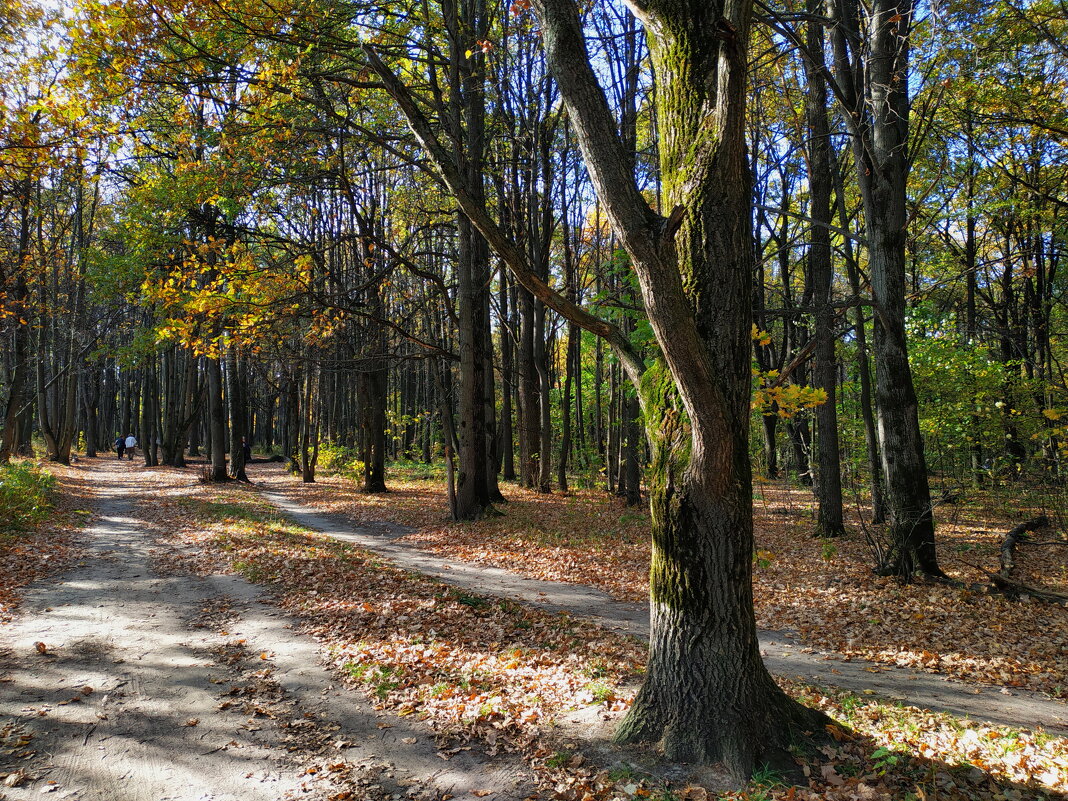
(1, 0), (1067, 792)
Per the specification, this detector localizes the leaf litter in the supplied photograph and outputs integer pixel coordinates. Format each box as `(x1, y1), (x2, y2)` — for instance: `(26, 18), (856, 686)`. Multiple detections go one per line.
(0, 459), (93, 622)
(260, 466), (1068, 699)
(128, 463), (1067, 800)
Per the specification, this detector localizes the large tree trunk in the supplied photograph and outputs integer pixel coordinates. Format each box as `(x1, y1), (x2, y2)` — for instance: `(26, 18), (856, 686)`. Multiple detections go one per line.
(804, 4), (844, 537)
(0, 277), (30, 464)
(369, 0), (830, 778)
(517, 285), (539, 488)
(141, 357), (159, 467)
(300, 363), (319, 483)
(623, 391), (642, 506)
(869, 216), (941, 575)
(558, 218), (578, 492)
(962, 112), (985, 486)
(616, 392), (823, 774)
(81, 362), (101, 458)
(534, 302), (552, 493)
(160, 346), (199, 467)
(455, 217), (492, 516)
(836, 166), (886, 523)
(360, 363), (389, 492)
(206, 354), (229, 482)
(830, 0), (941, 576)
(0, 180), (32, 464)
(226, 346), (249, 481)
(446, 0), (495, 519)
(534, 0), (829, 778)
(499, 268), (517, 481)
(483, 288), (505, 502)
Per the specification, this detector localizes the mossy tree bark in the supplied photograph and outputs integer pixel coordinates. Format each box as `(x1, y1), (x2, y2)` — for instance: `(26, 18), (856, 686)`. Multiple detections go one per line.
(532, 0), (830, 780)
(366, 0), (829, 777)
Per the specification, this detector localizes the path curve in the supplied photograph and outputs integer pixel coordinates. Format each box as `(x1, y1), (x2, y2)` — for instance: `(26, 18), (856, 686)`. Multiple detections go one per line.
(261, 490), (1068, 734)
(0, 462), (534, 800)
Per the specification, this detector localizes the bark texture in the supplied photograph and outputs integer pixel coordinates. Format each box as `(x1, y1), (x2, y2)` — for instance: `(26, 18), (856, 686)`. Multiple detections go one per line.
(803, 3), (844, 537)
(366, 0), (828, 779)
(829, 0), (942, 576)
(533, 0), (829, 779)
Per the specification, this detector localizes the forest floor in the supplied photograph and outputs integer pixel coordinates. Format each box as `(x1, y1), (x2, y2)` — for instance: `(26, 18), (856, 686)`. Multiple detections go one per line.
(0, 457), (1066, 801)
(0, 460), (534, 801)
(256, 465), (1068, 698)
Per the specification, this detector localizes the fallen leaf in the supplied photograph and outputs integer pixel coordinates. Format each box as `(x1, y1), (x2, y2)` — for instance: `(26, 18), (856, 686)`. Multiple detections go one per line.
(3, 769), (30, 787)
(821, 764), (845, 786)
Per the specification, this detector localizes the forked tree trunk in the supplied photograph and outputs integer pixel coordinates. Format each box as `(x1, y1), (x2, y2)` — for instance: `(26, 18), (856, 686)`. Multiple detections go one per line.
(829, 0), (942, 576)
(368, 0), (829, 777)
(533, 0), (829, 778)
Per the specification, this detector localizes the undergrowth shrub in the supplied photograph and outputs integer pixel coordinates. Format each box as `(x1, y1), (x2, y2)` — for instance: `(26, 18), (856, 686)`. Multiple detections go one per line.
(0, 463), (55, 535)
(316, 444), (365, 479)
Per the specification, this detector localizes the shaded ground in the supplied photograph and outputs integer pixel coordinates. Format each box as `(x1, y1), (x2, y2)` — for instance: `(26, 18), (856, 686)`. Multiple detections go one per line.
(151, 466), (1068, 801)
(0, 463), (92, 623)
(256, 466), (1068, 697)
(0, 460), (534, 800)
(2, 459), (1066, 801)
(256, 481), (1068, 735)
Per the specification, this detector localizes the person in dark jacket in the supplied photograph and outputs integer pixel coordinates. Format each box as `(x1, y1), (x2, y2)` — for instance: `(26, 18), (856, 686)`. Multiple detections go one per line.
(241, 437), (252, 464)
(114, 436), (125, 459)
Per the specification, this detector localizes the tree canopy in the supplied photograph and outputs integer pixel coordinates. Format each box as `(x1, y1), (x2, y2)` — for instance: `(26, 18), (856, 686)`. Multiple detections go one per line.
(1, 0), (1067, 784)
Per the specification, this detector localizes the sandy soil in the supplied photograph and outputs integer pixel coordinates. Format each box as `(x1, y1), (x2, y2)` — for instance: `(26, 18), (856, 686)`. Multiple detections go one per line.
(0, 461), (533, 800)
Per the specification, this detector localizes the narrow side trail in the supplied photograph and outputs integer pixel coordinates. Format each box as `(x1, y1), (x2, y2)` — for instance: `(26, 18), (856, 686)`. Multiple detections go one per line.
(0, 461), (534, 801)
(260, 487), (1068, 735)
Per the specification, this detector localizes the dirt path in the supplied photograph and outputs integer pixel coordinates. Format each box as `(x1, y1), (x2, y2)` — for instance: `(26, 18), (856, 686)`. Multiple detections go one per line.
(0, 462), (534, 800)
(261, 488), (1068, 735)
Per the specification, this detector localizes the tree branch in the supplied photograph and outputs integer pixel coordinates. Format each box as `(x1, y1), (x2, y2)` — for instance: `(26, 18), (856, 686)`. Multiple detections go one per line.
(361, 44), (646, 389)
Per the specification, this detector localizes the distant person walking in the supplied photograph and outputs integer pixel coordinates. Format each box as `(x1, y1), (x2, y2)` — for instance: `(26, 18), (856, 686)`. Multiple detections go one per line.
(241, 437), (252, 464)
(124, 434), (137, 461)
(114, 436), (125, 460)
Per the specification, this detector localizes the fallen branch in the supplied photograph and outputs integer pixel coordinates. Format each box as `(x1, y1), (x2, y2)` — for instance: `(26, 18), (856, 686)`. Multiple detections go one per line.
(953, 515), (1068, 603)
(990, 573), (1068, 604)
(999, 515), (1049, 575)
(954, 556), (1068, 603)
